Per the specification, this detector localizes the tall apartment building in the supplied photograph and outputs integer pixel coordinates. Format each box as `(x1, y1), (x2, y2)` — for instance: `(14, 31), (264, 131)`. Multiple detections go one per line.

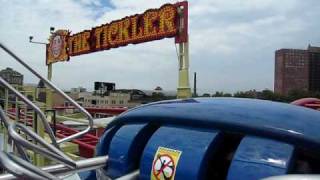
(275, 45), (320, 94)
(308, 46), (320, 91)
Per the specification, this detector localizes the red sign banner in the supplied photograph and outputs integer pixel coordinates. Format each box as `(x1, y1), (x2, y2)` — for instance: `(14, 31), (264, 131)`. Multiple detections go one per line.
(46, 1), (188, 64)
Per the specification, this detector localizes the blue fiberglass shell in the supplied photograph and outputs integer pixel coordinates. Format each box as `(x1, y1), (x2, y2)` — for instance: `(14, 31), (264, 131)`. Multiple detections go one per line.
(227, 136), (294, 180)
(105, 97), (320, 152)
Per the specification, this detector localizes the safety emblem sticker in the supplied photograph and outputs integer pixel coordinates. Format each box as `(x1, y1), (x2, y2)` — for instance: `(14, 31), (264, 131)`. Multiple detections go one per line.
(151, 146), (182, 180)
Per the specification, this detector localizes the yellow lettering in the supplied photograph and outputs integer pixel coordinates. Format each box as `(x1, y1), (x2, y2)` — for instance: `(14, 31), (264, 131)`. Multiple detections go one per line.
(74, 34), (82, 54)
(66, 3), (179, 56)
(94, 27), (103, 49)
(108, 22), (119, 46)
(102, 25), (109, 49)
(159, 5), (177, 35)
(130, 15), (144, 41)
(143, 10), (159, 37)
(119, 18), (131, 43)
(82, 31), (91, 52)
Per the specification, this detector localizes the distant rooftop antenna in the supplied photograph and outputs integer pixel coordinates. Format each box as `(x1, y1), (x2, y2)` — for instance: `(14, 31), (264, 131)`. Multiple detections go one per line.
(193, 72), (197, 97)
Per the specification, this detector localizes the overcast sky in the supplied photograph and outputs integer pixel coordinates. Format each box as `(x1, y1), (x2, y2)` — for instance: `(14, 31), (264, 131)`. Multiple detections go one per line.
(1, 0), (320, 94)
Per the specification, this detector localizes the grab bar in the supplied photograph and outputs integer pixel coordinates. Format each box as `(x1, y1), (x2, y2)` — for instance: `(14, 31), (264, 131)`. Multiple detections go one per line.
(0, 106), (77, 179)
(0, 107), (76, 168)
(0, 156), (108, 180)
(0, 42), (94, 144)
(0, 152), (59, 180)
(0, 151), (56, 180)
(0, 104), (28, 161)
(0, 76), (58, 147)
(7, 123), (76, 168)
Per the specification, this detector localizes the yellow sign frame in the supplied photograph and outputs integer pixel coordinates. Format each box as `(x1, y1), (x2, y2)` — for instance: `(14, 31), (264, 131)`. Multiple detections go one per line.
(151, 146), (182, 180)
(46, 30), (70, 65)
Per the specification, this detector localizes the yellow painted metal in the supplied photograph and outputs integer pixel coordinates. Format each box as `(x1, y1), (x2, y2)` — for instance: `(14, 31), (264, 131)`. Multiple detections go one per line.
(33, 63), (54, 166)
(35, 106), (46, 166)
(46, 63), (53, 110)
(177, 42), (192, 99)
(27, 140), (79, 165)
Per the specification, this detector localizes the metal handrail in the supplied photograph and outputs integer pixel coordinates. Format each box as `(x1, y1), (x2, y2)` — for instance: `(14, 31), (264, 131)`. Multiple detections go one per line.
(0, 104), (29, 161)
(0, 42), (94, 144)
(2, 152), (60, 180)
(7, 123), (76, 168)
(0, 107), (76, 168)
(0, 106), (75, 179)
(0, 151), (50, 180)
(0, 76), (58, 147)
(0, 156), (108, 180)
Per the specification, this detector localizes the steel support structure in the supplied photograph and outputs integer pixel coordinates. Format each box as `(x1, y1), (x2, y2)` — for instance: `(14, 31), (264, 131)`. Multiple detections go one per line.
(176, 4), (191, 99)
(177, 42), (191, 98)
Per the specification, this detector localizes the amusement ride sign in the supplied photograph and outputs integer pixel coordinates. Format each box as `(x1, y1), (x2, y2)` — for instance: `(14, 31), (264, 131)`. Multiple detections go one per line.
(46, 1), (188, 64)
(46, 30), (70, 64)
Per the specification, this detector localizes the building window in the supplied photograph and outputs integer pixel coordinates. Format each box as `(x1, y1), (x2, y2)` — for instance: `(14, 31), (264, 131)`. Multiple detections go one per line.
(91, 100), (97, 105)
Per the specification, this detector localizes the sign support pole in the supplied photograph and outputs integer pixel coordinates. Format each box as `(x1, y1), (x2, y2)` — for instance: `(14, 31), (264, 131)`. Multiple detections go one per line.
(177, 42), (191, 99)
(35, 63), (53, 166)
(46, 63), (53, 110)
(177, 3), (191, 99)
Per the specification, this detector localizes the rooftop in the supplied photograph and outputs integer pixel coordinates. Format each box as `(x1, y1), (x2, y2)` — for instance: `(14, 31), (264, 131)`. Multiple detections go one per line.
(0, 67), (23, 76)
(308, 45), (320, 53)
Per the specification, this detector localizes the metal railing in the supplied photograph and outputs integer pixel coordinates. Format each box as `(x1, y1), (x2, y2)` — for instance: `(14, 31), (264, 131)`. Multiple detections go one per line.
(0, 156), (108, 180)
(0, 77), (58, 146)
(0, 42), (94, 144)
(0, 106), (73, 179)
(0, 42), (95, 179)
(0, 42), (138, 180)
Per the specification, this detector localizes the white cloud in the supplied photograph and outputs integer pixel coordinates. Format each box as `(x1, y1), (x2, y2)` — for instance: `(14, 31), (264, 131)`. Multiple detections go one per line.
(1, 0), (320, 94)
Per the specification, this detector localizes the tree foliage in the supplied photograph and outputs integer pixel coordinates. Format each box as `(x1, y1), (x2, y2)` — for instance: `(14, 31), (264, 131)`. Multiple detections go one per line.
(200, 89), (320, 102)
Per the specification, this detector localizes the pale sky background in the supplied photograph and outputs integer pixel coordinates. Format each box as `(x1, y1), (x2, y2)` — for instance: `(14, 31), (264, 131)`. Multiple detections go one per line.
(0, 0), (320, 94)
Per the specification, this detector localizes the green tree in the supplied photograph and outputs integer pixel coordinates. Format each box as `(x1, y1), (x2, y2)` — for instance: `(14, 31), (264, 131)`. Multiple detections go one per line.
(212, 91), (224, 97)
(233, 90), (257, 98)
(258, 89), (286, 102)
(287, 89), (310, 102)
(202, 93), (211, 97)
(223, 93), (232, 97)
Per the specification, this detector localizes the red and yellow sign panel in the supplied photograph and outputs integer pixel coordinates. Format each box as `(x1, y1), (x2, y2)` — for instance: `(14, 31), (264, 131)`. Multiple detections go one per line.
(46, 1), (188, 64)
(46, 30), (70, 64)
(151, 146), (182, 180)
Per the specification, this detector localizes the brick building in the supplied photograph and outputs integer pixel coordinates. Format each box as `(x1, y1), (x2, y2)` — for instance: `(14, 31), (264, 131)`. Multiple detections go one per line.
(275, 45), (320, 94)
(0, 67), (23, 86)
(308, 46), (320, 91)
(0, 67), (24, 107)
